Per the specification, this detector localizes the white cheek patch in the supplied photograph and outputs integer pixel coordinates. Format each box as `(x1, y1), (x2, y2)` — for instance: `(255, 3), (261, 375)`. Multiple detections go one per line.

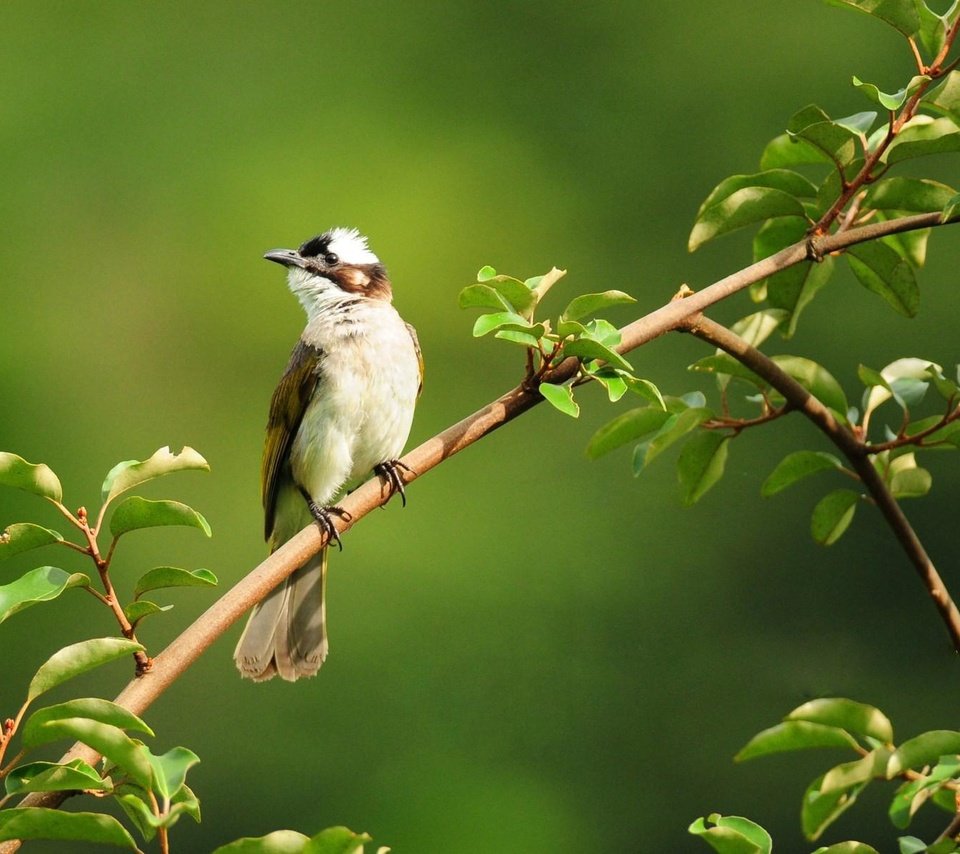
(346, 268), (370, 288)
(326, 227), (380, 266)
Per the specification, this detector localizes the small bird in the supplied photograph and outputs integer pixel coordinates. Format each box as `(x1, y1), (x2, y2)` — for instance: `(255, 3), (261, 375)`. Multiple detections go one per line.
(234, 227), (422, 681)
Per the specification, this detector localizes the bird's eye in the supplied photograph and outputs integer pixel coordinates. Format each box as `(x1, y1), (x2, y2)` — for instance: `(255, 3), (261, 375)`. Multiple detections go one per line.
(324, 253), (339, 266)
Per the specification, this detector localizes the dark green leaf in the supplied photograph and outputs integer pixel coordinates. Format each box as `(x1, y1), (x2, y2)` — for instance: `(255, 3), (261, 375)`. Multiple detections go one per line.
(762, 451), (844, 497)
(822, 0), (920, 36)
(885, 117), (960, 165)
(109, 497), (212, 538)
(735, 720), (859, 762)
(887, 731), (960, 777)
(560, 290), (636, 322)
(772, 356), (849, 416)
(5, 759), (109, 796)
(22, 698), (154, 748)
(811, 489), (860, 545)
(878, 212), (930, 268)
(689, 187), (806, 251)
(539, 382), (579, 417)
(866, 178), (956, 213)
(0, 452), (62, 502)
(304, 826), (375, 854)
(212, 830), (312, 853)
(787, 698), (894, 743)
(134, 566), (218, 599)
(101, 446), (209, 505)
(644, 408), (713, 466)
(944, 192), (960, 223)
(0, 523), (63, 561)
(923, 69), (960, 124)
(27, 637), (145, 702)
(853, 75), (929, 111)
(917, 3), (953, 56)
(0, 809), (138, 849)
(562, 338), (633, 372)
(586, 407), (672, 459)
(688, 813), (772, 854)
(767, 256), (835, 338)
(802, 772), (868, 841)
(0, 567), (89, 624)
(677, 432), (729, 506)
(760, 134), (831, 169)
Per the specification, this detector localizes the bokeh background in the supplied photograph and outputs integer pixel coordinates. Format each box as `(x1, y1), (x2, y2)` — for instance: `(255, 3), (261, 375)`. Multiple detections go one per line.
(2, 2), (960, 851)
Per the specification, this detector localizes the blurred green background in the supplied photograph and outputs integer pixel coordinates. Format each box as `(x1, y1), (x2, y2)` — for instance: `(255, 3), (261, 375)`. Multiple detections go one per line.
(2, 2), (960, 851)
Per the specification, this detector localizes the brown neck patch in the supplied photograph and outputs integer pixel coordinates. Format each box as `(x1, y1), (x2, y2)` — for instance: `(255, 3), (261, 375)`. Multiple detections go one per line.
(317, 262), (392, 301)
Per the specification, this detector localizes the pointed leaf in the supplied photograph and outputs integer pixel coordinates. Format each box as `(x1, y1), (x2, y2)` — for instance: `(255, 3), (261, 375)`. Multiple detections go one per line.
(0, 567), (89, 624)
(0, 452), (62, 502)
(212, 830), (312, 853)
(528, 267), (566, 301)
(689, 187), (806, 251)
(134, 566), (218, 599)
(482, 275), (537, 316)
(885, 117), (960, 165)
(811, 489), (860, 545)
(305, 826), (375, 854)
(5, 759), (109, 796)
(22, 698), (154, 748)
(586, 407), (672, 459)
(760, 134), (831, 169)
(853, 75), (929, 111)
(471, 311), (539, 338)
(146, 746), (200, 800)
(890, 466), (932, 498)
(561, 338), (633, 372)
(802, 772), (868, 841)
(887, 731), (960, 777)
(677, 432), (729, 506)
(458, 283), (510, 311)
(477, 265), (497, 281)
(560, 290), (636, 322)
(28, 637), (145, 702)
(822, 0), (920, 36)
(644, 408), (714, 465)
(786, 105), (859, 164)
(773, 356), (849, 416)
(688, 813), (772, 854)
(735, 720), (859, 762)
(847, 240), (919, 316)
(787, 698), (893, 743)
(762, 451), (844, 497)
(865, 178), (957, 213)
(101, 446), (209, 505)
(109, 497), (212, 538)
(625, 377), (666, 408)
(538, 382), (579, 417)
(695, 170), (818, 220)
(0, 809), (138, 848)
(0, 523), (64, 561)
(124, 600), (174, 626)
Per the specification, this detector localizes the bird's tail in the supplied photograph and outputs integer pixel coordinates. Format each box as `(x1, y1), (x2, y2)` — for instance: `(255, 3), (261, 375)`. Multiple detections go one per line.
(234, 547), (328, 681)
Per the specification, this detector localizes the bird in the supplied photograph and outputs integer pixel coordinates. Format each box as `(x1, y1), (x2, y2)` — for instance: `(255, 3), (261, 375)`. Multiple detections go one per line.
(234, 227), (422, 681)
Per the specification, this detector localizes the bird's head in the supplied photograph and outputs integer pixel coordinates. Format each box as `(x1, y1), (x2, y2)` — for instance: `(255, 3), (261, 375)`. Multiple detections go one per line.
(264, 227), (392, 317)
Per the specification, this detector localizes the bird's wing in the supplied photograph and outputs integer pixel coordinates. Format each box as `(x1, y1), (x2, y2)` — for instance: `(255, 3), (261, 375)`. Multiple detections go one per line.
(261, 340), (324, 541)
(405, 322), (424, 397)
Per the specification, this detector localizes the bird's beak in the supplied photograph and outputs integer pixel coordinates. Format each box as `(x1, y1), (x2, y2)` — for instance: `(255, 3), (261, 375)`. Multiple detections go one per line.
(263, 248), (308, 269)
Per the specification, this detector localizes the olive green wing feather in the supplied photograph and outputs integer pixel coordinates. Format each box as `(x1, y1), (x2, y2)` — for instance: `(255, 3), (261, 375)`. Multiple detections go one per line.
(406, 322), (424, 397)
(261, 341), (324, 541)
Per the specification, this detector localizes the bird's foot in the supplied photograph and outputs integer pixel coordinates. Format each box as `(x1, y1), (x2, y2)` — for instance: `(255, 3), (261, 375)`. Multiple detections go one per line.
(301, 490), (352, 550)
(374, 459), (414, 507)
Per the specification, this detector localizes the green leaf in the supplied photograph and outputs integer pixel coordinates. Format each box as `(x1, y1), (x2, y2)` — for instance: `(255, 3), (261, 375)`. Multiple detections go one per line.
(802, 772), (868, 841)
(560, 290), (636, 322)
(822, 0), (920, 36)
(887, 731), (960, 777)
(644, 408), (714, 466)
(212, 830), (312, 854)
(944, 192), (960, 223)
(865, 178), (957, 213)
(114, 784), (159, 841)
(582, 318), (621, 346)
(813, 842), (879, 853)
(923, 70), (960, 124)
(305, 826), (375, 854)
(811, 489), (860, 545)
(688, 813), (772, 854)
(688, 354), (767, 389)
(482, 275), (538, 316)
(109, 497), (212, 539)
(885, 117), (960, 165)
(134, 566), (218, 599)
(625, 377), (667, 408)
(847, 240), (920, 317)
(587, 407), (673, 459)
(5, 759), (110, 796)
(458, 283), (510, 311)
(539, 382), (579, 417)
(494, 329), (542, 348)
(0, 452), (63, 502)
(101, 446), (209, 506)
(22, 698), (154, 748)
(689, 186), (806, 251)
(587, 368), (629, 402)
(889, 756), (960, 829)
(863, 358), (941, 417)
(471, 311), (540, 338)
(124, 600), (174, 626)
(760, 134), (831, 169)
(0, 523), (64, 561)
(917, 3), (954, 55)
(145, 746), (200, 800)
(772, 356), (849, 416)
(735, 720), (860, 762)
(527, 266), (566, 301)
(832, 111), (878, 136)
(0, 567), (89, 624)
(762, 451), (844, 497)
(677, 432), (729, 505)
(562, 338), (633, 372)
(730, 309), (789, 348)
(477, 265), (497, 282)
(890, 466), (932, 498)
(853, 74), (929, 111)
(786, 105), (859, 164)
(787, 698), (894, 743)
(0, 809), (138, 849)
(820, 749), (889, 793)
(695, 170), (818, 220)
(27, 637), (145, 703)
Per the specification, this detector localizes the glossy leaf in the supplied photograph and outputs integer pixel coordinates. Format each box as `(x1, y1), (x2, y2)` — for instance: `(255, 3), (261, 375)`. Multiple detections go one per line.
(688, 813), (772, 854)
(890, 466), (932, 498)
(863, 358), (941, 417)
(887, 730), (960, 777)
(802, 772), (867, 841)
(562, 338), (633, 373)
(885, 117), (960, 165)
(146, 745), (200, 800)
(688, 354), (766, 388)
(0, 808), (138, 849)
(101, 445), (209, 505)
(787, 105), (859, 164)
(772, 356), (849, 416)
(695, 169), (818, 219)
(109, 497), (212, 538)
(820, 749), (888, 793)
(832, 110), (878, 136)
(0, 452), (62, 502)
(823, 0), (920, 36)
(689, 186), (806, 251)
(538, 382), (579, 417)
(5, 759), (109, 796)
(458, 283), (510, 311)
(677, 432), (729, 506)
(133, 566), (218, 599)
(813, 842), (879, 854)
(212, 830), (312, 853)
(124, 600), (174, 626)
(0, 523), (63, 561)
(811, 489), (860, 545)
(730, 309), (789, 348)
(527, 266), (566, 301)
(786, 698), (894, 743)
(0, 567), (89, 624)
(865, 178), (957, 213)
(846, 241), (919, 317)
(625, 377), (666, 408)
(27, 637), (145, 702)
(560, 290), (636, 322)
(586, 407), (672, 459)
(305, 826), (376, 854)
(923, 69), (960, 123)
(760, 133), (830, 169)
(762, 451), (844, 497)
(481, 275), (538, 316)
(735, 720), (859, 762)
(852, 75), (929, 111)
(644, 408), (713, 466)
(494, 329), (541, 348)
(22, 697), (154, 748)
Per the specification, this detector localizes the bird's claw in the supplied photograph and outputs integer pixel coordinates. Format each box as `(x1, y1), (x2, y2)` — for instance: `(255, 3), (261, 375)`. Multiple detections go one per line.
(302, 494), (351, 551)
(374, 459), (413, 507)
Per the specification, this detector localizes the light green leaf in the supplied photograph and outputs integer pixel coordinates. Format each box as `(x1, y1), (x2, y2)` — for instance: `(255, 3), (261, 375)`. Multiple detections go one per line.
(587, 407), (672, 459)
(624, 377), (666, 408)
(582, 318), (621, 346)
(527, 266), (566, 301)
(944, 192), (960, 223)
(101, 446), (209, 506)
(0, 809), (138, 849)
(22, 698), (154, 748)
(689, 186), (806, 251)
(109, 497), (212, 539)
(760, 133), (831, 169)
(482, 275), (538, 316)
(458, 283), (510, 311)
(477, 265), (496, 282)
(923, 69), (960, 123)
(0, 567), (89, 624)
(885, 117), (960, 165)
(134, 566), (218, 599)
(762, 451), (844, 497)
(832, 111), (878, 135)
(644, 408), (714, 466)
(802, 772), (868, 841)
(212, 830), (312, 854)
(695, 170), (818, 220)
(0, 523), (63, 561)
(787, 104), (859, 164)
(772, 356), (849, 416)
(890, 466), (932, 498)
(865, 178), (957, 213)
(822, 0), (920, 36)
(730, 309), (789, 348)
(562, 338), (633, 372)
(305, 826), (375, 854)
(688, 354), (766, 388)
(863, 358), (941, 417)
(887, 730), (960, 777)
(494, 329), (542, 348)
(471, 311), (539, 338)
(560, 290), (636, 322)
(0, 452), (63, 502)
(852, 75), (929, 111)
(27, 637), (145, 703)
(786, 698), (893, 743)
(820, 749), (889, 793)
(5, 759), (110, 796)
(124, 600), (174, 626)
(677, 432), (729, 506)
(586, 367), (628, 402)
(688, 813), (772, 854)
(813, 842), (879, 853)
(538, 382), (579, 417)
(916, 3), (954, 55)
(889, 755), (960, 828)
(811, 489), (860, 546)
(735, 720), (859, 762)
(146, 746), (200, 800)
